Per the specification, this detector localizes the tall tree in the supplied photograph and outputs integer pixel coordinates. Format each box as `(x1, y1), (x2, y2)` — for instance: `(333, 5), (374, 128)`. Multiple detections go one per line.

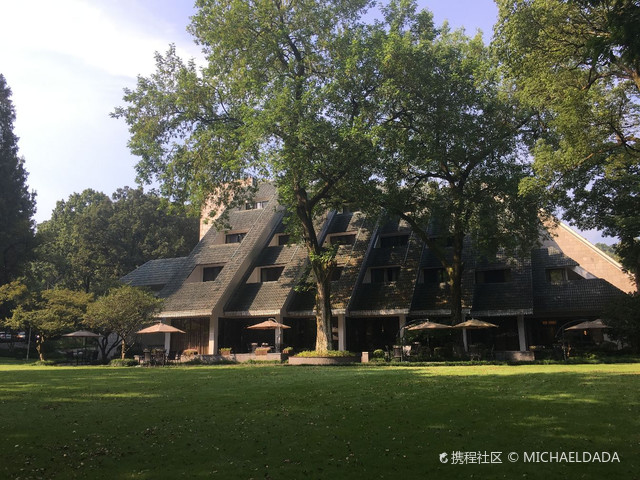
(85, 285), (163, 361)
(8, 288), (92, 361)
(0, 74), (36, 285)
(370, 2), (541, 324)
(494, 0), (640, 288)
(113, 0), (380, 351)
(34, 188), (198, 294)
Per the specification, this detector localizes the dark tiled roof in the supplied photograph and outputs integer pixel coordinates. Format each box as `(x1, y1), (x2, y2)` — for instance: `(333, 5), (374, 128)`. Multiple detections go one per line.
(160, 184), (281, 316)
(350, 231), (422, 312)
(225, 242), (307, 314)
(121, 257), (187, 288)
(531, 247), (624, 315)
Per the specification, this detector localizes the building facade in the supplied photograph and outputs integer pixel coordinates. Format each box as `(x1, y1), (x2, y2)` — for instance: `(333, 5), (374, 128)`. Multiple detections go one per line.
(122, 183), (634, 357)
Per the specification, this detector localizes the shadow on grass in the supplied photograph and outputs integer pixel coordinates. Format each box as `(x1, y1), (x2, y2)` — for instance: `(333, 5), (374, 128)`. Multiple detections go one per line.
(0, 364), (637, 480)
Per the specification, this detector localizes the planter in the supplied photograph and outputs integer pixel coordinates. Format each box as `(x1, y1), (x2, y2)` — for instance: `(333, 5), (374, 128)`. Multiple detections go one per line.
(288, 355), (360, 365)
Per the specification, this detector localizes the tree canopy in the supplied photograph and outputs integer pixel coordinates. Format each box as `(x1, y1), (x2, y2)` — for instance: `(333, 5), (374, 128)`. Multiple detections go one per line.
(369, 2), (541, 323)
(0, 74), (36, 286)
(34, 187), (198, 294)
(85, 285), (163, 360)
(114, 0), (380, 350)
(7, 288), (92, 361)
(495, 0), (640, 287)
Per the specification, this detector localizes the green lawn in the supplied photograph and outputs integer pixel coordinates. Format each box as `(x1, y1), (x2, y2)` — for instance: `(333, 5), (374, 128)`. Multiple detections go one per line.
(0, 363), (638, 479)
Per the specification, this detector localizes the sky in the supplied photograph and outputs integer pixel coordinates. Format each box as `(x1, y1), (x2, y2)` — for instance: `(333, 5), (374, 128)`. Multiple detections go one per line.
(0, 0), (612, 244)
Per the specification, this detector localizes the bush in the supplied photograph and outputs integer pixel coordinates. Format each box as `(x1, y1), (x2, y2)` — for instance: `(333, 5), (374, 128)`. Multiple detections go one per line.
(294, 350), (359, 358)
(372, 349), (385, 359)
(109, 358), (139, 367)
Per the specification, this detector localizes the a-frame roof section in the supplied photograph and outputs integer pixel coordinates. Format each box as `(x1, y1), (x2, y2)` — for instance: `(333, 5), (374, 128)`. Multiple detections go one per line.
(158, 183), (280, 318)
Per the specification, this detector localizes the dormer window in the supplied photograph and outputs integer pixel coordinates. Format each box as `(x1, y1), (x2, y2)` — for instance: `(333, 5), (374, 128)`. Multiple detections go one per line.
(370, 266), (400, 283)
(225, 232), (247, 244)
(245, 200), (268, 210)
(260, 266), (284, 282)
(423, 268), (448, 285)
(546, 267), (584, 284)
(203, 266), (223, 282)
(330, 234), (356, 246)
(378, 234), (409, 248)
(476, 269), (511, 284)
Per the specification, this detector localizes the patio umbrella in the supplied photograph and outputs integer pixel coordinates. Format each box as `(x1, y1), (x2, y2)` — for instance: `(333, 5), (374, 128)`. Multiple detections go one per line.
(136, 323), (186, 334)
(62, 330), (102, 363)
(453, 319), (498, 352)
(407, 320), (452, 350)
(136, 323), (186, 364)
(62, 330), (102, 338)
(565, 319), (609, 331)
(408, 320), (452, 331)
(247, 318), (290, 353)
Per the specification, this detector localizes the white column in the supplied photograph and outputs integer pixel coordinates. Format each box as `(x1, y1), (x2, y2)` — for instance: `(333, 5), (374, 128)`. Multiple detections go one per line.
(462, 329), (468, 352)
(164, 332), (171, 352)
(338, 314), (346, 351)
(209, 316), (219, 355)
(517, 315), (526, 351)
(398, 315), (406, 338)
(275, 314), (283, 352)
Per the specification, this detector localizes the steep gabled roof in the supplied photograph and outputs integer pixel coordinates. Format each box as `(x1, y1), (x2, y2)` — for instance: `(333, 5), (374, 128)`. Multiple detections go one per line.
(158, 183), (281, 318)
(121, 257), (187, 289)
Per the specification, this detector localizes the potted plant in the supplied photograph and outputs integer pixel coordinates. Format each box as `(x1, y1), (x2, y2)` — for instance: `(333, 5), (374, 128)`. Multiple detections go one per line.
(282, 346), (294, 355)
(219, 347), (232, 356)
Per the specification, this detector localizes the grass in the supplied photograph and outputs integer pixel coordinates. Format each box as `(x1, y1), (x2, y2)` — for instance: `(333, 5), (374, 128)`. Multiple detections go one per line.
(0, 362), (638, 479)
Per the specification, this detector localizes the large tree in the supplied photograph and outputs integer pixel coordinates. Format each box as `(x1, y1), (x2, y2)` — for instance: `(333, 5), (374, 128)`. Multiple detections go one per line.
(494, 0), (640, 288)
(0, 74), (36, 286)
(34, 187), (198, 294)
(369, 2), (541, 324)
(8, 288), (92, 361)
(85, 285), (163, 361)
(113, 0), (380, 351)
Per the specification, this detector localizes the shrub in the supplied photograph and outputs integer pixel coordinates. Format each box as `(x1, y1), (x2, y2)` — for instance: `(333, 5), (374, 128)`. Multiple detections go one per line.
(109, 358), (139, 367)
(372, 349), (385, 359)
(294, 350), (359, 358)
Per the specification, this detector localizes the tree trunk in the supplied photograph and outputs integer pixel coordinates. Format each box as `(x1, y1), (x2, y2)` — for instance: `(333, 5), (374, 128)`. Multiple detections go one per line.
(448, 230), (466, 325)
(314, 274), (333, 352)
(295, 185), (336, 351)
(121, 338), (126, 360)
(36, 338), (44, 361)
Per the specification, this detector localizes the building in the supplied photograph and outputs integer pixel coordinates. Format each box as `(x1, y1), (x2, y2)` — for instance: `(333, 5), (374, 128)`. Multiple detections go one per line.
(122, 183), (634, 358)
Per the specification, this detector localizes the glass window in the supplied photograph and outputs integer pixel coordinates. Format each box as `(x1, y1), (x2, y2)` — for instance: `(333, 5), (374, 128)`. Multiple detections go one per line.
(371, 267), (400, 283)
(423, 268), (448, 284)
(379, 234), (409, 248)
(278, 234), (290, 246)
(225, 232), (246, 244)
(330, 234), (356, 246)
(476, 269), (511, 284)
(203, 266), (223, 282)
(261, 266), (284, 282)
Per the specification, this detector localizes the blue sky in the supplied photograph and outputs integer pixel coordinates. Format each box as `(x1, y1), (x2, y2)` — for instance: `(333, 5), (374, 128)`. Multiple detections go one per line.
(0, 0), (611, 244)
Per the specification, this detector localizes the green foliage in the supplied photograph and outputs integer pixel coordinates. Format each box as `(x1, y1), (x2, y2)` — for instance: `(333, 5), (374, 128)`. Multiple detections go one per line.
(604, 293), (640, 352)
(85, 285), (163, 360)
(372, 349), (385, 359)
(495, 0), (640, 287)
(0, 74), (36, 285)
(293, 350), (359, 357)
(33, 187), (198, 294)
(109, 358), (140, 367)
(113, 0), (381, 351)
(370, 1), (541, 323)
(7, 288), (92, 361)
(0, 364), (638, 478)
